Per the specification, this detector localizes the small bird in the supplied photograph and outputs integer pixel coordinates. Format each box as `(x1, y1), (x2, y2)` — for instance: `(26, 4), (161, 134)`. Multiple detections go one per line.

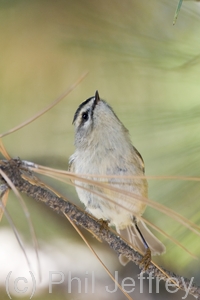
(69, 91), (165, 265)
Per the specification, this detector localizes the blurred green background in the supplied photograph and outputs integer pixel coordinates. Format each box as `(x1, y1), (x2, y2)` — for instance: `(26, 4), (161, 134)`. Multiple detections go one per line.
(0, 0), (200, 299)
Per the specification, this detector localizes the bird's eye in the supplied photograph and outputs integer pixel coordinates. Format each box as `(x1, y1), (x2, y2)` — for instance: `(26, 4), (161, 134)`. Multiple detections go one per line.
(82, 111), (89, 121)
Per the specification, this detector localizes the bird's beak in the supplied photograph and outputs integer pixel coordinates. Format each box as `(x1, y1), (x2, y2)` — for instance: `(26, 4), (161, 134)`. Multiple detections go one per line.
(91, 90), (100, 114)
(94, 90), (100, 105)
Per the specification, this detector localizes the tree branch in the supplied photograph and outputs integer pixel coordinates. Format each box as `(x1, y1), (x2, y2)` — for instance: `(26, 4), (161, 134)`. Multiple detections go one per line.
(0, 158), (199, 299)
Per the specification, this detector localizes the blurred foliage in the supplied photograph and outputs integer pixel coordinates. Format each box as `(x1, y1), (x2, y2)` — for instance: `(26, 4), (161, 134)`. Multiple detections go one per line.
(0, 0), (200, 299)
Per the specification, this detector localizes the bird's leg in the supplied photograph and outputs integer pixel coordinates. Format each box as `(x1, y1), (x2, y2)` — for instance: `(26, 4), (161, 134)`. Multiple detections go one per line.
(135, 222), (152, 270)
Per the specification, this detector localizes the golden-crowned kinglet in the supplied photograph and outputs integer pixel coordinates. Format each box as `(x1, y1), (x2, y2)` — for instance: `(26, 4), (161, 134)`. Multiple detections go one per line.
(69, 91), (165, 265)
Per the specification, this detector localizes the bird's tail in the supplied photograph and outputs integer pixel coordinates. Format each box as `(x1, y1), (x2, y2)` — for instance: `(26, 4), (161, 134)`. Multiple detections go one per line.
(117, 220), (166, 266)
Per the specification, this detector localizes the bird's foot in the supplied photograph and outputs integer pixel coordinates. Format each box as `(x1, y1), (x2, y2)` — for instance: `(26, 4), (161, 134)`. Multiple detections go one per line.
(139, 248), (151, 271)
(99, 218), (110, 231)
